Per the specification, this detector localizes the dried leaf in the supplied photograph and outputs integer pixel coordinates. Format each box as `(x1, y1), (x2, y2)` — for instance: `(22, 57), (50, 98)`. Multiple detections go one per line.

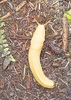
(47, 41), (63, 55)
(3, 57), (11, 70)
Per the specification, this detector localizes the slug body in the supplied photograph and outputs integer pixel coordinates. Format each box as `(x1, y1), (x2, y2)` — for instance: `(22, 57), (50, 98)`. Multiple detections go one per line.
(28, 24), (54, 88)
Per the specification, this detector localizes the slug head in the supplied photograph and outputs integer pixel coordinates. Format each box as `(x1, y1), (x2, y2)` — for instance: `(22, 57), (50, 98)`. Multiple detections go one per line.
(30, 24), (45, 49)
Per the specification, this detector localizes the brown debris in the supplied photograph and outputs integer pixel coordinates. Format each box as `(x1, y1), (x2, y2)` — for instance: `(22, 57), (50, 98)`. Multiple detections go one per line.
(1, 12), (11, 20)
(62, 16), (69, 52)
(0, 0), (71, 100)
(0, 0), (7, 4)
(26, 72), (32, 90)
(47, 41), (63, 55)
(15, 1), (26, 12)
(22, 65), (27, 80)
(1, 1), (26, 20)
(0, 80), (3, 88)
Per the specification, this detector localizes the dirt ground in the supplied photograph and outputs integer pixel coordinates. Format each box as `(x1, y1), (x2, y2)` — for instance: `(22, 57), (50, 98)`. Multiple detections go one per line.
(0, 0), (71, 100)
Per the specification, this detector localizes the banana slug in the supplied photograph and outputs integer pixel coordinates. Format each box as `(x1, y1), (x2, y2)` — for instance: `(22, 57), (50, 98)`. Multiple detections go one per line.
(28, 22), (54, 88)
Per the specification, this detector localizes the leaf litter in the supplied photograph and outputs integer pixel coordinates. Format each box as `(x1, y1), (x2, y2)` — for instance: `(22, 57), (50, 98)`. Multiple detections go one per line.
(0, 0), (71, 100)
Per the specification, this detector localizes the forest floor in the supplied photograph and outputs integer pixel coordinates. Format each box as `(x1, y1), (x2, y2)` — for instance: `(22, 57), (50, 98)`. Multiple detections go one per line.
(0, 0), (71, 100)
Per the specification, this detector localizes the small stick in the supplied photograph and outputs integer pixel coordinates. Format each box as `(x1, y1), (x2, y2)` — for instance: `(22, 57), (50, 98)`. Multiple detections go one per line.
(19, 84), (26, 89)
(15, 1), (26, 12)
(62, 16), (69, 52)
(0, 0), (7, 4)
(29, 1), (34, 8)
(49, 24), (58, 35)
(1, 1), (26, 20)
(22, 65), (27, 80)
(59, 78), (68, 86)
(46, 34), (58, 39)
(1, 12), (11, 20)
(64, 61), (69, 68)
(13, 66), (18, 74)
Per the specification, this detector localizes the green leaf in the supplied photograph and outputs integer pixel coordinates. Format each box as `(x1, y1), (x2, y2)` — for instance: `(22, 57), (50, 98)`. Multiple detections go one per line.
(0, 18), (16, 62)
(64, 9), (71, 22)
(0, 34), (5, 39)
(4, 47), (9, 52)
(0, 44), (3, 51)
(0, 30), (4, 35)
(0, 18), (3, 22)
(3, 39), (7, 43)
(8, 55), (16, 62)
(0, 22), (5, 28)
(2, 48), (10, 57)
(0, 38), (7, 44)
(3, 43), (8, 47)
(0, 43), (9, 53)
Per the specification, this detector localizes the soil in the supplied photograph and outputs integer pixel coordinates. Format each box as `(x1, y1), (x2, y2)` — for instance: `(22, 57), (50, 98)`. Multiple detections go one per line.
(0, 0), (71, 100)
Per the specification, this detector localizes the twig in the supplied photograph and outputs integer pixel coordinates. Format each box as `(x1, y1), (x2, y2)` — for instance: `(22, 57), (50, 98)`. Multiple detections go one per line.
(51, 0), (59, 6)
(15, 1), (26, 12)
(29, 1), (34, 8)
(13, 66), (18, 74)
(59, 78), (68, 86)
(0, 0), (7, 4)
(1, 1), (26, 20)
(22, 65), (27, 80)
(19, 83), (26, 89)
(27, 92), (39, 99)
(46, 34), (58, 39)
(62, 16), (69, 52)
(64, 61), (69, 68)
(59, 60), (69, 70)
(1, 12), (11, 20)
(49, 24), (58, 35)
(46, 24), (59, 39)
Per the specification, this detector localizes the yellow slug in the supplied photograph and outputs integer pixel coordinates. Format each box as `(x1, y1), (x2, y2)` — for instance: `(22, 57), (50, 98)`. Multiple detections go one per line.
(28, 23), (54, 88)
